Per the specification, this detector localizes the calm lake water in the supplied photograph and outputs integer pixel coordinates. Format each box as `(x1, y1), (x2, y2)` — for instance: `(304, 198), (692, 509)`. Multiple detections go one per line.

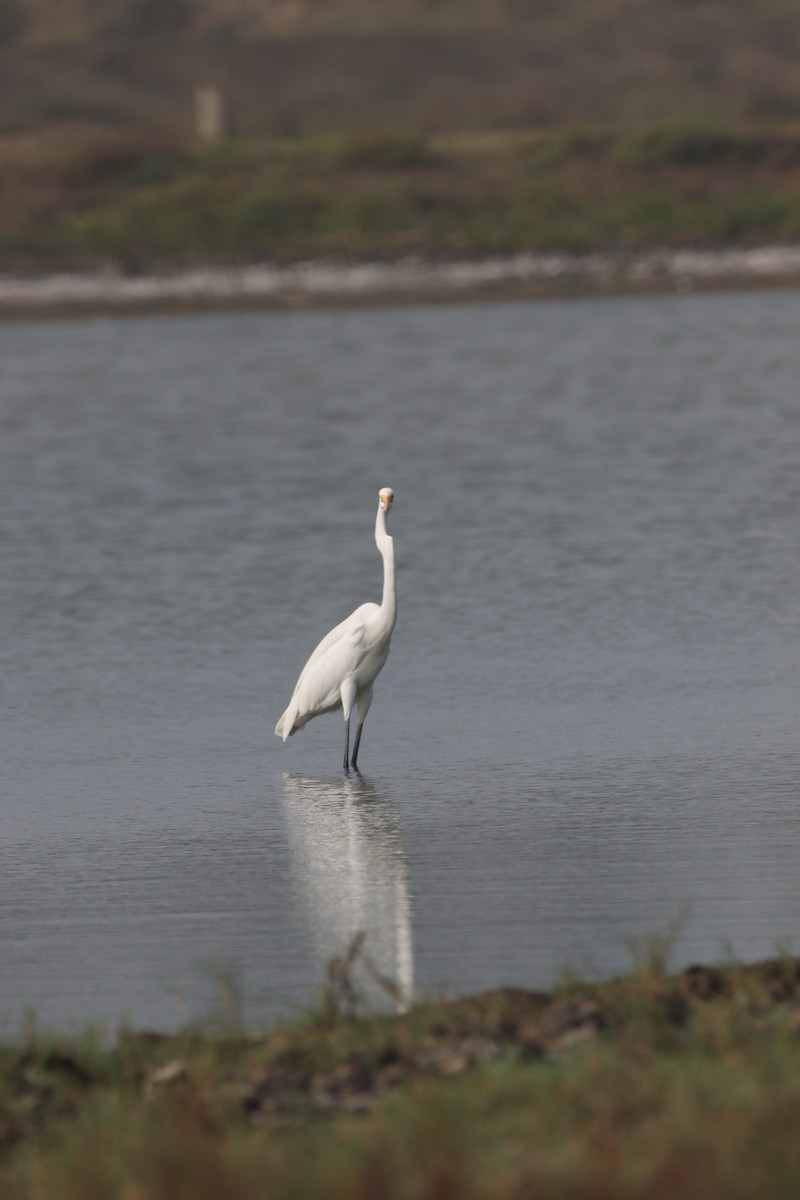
(2, 288), (800, 1031)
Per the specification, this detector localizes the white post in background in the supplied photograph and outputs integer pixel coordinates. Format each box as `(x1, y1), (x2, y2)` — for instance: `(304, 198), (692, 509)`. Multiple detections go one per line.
(195, 86), (225, 143)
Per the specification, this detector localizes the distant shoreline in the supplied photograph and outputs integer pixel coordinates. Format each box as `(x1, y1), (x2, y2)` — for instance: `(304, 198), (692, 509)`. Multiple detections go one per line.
(2, 245), (800, 319)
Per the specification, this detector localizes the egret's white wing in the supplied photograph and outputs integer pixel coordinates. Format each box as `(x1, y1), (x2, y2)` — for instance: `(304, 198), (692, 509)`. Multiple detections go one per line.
(276, 603), (378, 737)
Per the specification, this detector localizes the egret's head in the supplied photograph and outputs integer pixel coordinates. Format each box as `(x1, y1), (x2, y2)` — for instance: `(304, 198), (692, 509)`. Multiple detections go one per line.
(378, 487), (394, 511)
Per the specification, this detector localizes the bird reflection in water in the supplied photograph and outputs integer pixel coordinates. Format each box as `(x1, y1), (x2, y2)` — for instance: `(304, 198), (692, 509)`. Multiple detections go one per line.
(280, 773), (413, 1012)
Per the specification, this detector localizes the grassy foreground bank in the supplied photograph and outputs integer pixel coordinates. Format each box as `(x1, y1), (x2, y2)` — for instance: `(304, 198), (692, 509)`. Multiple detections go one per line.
(3, 123), (800, 276)
(4, 951), (800, 1198)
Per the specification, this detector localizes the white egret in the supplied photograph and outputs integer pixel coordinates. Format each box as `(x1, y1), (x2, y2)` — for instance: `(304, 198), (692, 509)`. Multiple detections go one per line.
(275, 487), (396, 770)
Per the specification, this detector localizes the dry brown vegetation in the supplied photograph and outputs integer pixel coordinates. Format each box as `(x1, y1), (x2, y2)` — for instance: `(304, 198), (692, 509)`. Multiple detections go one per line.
(3, 0), (800, 141)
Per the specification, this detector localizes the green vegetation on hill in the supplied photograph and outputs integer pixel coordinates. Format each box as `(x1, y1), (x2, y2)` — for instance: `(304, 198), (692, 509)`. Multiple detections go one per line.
(4, 953), (800, 1198)
(2, 124), (800, 273)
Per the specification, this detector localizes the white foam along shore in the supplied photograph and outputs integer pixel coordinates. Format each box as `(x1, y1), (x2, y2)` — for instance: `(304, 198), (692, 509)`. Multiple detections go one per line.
(2, 245), (800, 313)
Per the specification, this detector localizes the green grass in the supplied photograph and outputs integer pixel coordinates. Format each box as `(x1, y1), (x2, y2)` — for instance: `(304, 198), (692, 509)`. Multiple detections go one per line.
(3, 954), (800, 1197)
(613, 123), (756, 169)
(1, 122), (800, 273)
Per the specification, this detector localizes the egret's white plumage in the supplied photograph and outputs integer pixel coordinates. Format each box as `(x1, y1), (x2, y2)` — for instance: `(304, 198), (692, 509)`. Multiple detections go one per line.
(275, 487), (396, 769)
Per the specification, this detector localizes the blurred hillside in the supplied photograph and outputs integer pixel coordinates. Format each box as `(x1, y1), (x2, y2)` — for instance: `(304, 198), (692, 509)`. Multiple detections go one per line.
(2, 0), (800, 138)
(3, 0), (800, 282)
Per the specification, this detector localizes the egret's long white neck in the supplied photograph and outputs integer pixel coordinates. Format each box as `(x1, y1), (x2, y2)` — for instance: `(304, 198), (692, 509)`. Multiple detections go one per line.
(375, 503), (397, 631)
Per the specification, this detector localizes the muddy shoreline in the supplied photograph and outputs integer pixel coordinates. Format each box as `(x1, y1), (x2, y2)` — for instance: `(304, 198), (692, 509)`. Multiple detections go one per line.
(4, 952), (800, 1199)
(2, 245), (800, 320)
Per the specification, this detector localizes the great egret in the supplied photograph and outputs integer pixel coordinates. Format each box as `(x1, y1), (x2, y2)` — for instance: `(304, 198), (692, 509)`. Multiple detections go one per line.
(275, 487), (396, 770)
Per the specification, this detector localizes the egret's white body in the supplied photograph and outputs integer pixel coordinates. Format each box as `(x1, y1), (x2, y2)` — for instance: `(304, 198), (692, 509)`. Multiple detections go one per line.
(275, 488), (396, 769)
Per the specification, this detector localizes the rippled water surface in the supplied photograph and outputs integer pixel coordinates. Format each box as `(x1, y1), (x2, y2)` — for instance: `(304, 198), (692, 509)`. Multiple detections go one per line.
(2, 289), (800, 1030)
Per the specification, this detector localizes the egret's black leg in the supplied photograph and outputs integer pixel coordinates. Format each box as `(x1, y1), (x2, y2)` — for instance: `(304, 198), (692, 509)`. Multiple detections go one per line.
(343, 716), (351, 772)
(350, 722), (364, 770)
